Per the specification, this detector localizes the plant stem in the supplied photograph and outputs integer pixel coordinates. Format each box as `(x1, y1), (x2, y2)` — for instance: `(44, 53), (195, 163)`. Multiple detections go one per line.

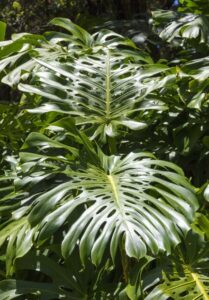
(108, 136), (117, 154)
(120, 242), (129, 284)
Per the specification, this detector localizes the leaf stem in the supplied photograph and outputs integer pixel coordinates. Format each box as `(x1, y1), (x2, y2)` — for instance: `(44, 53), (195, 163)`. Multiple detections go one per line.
(120, 242), (129, 284)
(108, 136), (117, 154)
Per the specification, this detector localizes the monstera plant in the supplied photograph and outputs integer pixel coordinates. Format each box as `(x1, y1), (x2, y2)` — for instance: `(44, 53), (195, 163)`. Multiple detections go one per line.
(1, 4), (209, 299)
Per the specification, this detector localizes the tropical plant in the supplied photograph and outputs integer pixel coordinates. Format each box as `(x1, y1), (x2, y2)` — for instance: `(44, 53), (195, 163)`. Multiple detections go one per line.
(0, 1), (209, 298)
(145, 232), (209, 299)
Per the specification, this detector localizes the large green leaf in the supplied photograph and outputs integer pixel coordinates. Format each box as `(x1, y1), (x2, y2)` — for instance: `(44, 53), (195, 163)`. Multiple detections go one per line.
(0, 19), (169, 144)
(0, 18), (149, 88)
(145, 233), (209, 299)
(18, 136), (198, 265)
(19, 48), (169, 142)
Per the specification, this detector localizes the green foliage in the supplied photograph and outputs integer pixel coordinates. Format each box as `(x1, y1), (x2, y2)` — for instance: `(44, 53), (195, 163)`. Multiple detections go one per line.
(1, 2), (209, 298)
(0, 0), (173, 37)
(179, 0), (209, 14)
(0, 21), (6, 41)
(153, 10), (209, 44)
(145, 232), (209, 299)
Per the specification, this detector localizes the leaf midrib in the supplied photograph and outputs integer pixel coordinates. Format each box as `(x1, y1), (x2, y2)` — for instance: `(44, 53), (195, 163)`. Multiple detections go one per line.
(107, 174), (120, 208)
(105, 50), (111, 118)
(191, 272), (209, 300)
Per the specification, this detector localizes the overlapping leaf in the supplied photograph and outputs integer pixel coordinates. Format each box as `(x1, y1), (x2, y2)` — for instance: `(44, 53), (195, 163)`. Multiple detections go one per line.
(0, 248), (122, 300)
(14, 134), (198, 265)
(19, 48), (170, 141)
(146, 233), (209, 299)
(0, 18), (149, 88)
(152, 10), (209, 44)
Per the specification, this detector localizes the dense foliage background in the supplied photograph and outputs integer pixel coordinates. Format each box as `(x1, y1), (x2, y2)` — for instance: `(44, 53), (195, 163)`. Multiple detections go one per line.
(0, 1), (176, 35)
(1, 0), (209, 299)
